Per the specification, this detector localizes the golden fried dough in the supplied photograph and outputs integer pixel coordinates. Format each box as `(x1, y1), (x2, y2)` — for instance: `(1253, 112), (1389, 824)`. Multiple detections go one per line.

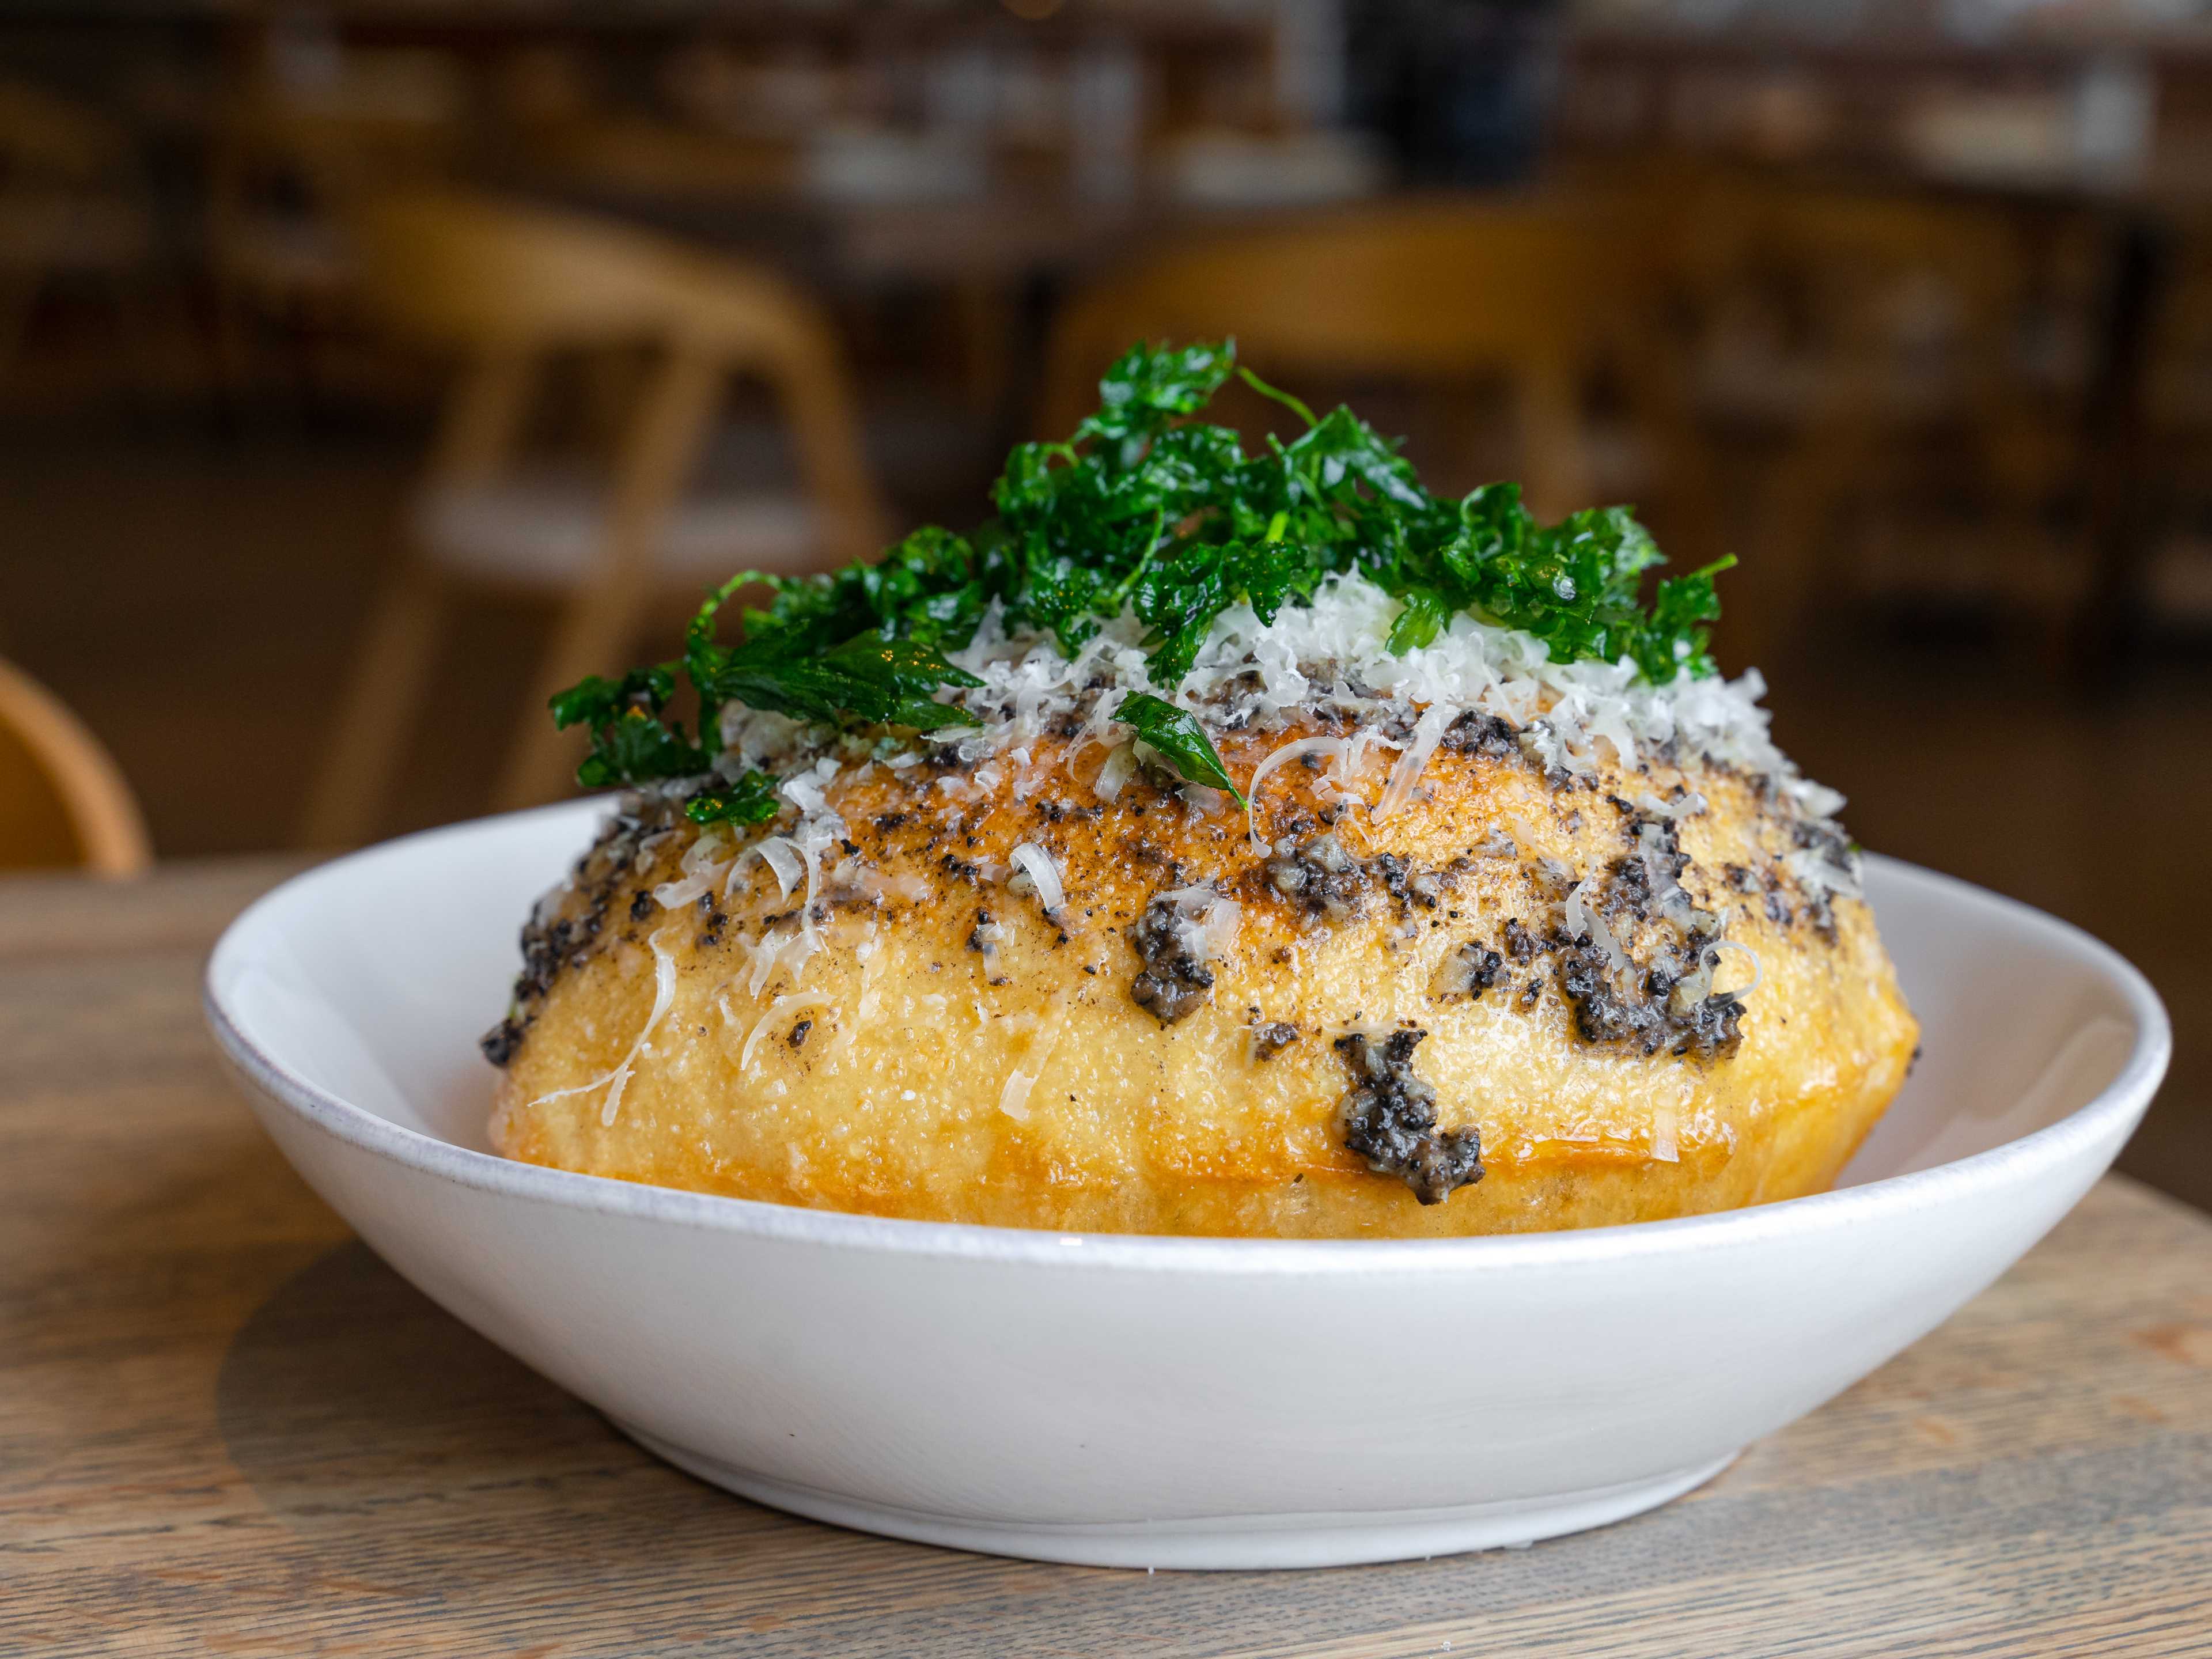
(490, 719), (1915, 1237)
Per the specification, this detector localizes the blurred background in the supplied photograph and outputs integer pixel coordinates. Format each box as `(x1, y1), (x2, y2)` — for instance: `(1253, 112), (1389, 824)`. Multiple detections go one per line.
(0, 0), (2205, 1210)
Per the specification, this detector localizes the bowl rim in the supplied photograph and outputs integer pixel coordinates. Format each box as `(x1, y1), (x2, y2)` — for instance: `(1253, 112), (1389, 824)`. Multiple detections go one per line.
(206, 804), (2171, 1278)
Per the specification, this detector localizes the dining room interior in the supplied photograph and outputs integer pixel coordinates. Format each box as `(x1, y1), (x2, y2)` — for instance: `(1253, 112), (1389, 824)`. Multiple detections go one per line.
(1, 0), (2207, 1218)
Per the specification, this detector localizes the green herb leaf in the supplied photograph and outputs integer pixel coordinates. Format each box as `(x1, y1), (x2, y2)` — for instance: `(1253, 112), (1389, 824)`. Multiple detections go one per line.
(684, 770), (783, 828)
(545, 339), (1734, 796)
(1386, 587), (1451, 654)
(1118, 692), (1245, 805)
(1130, 536), (1335, 685)
(550, 665), (676, 731)
(701, 635), (983, 732)
(572, 707), (711, 791)
(550, 665), (711, 790)
(1077, 339), (1237, 450)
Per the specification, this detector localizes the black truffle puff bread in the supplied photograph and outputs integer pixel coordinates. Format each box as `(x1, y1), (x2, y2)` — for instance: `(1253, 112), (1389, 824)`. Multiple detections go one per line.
(485, 340), (1914, 1237)
(488, 578), (1912, 1238)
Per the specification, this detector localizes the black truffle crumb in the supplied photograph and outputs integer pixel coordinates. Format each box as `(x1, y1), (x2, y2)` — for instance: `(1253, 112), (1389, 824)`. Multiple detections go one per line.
(481, 802), (667, 1066)
(1434, 942), (1505, 998)
(1503, 917), (1541, 961)
(1555, 931), (1744, 1062)
(1128, 891), (1217, 1023)
(1264, 832), (1368, 922)
(1442, 710), (1517, 759)
(789, 1019), (813, 1049)
(480, 1018), (525, 1067)
(1334, 1029), (1483, 1205)
(1251, 1021), (1300, 1060)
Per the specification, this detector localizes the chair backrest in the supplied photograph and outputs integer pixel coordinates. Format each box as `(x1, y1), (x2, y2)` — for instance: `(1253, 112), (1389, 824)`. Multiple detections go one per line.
(352, 189), (882, 562)
(351, 187), (850, 366)
(354, 189), (740, 349)
(0, 658), (150, 876)
(1040, 199), (1649, 516)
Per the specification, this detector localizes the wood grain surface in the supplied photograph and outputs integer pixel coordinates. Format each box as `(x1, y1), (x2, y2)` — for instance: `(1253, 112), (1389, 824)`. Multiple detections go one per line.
(2, 858), (2209, 1659)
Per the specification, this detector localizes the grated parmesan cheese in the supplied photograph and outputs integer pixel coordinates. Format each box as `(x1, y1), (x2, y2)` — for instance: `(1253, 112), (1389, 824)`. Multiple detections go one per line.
(1007, 842), (1066, 916)
(998, 993), (1071, 1121)
(1372, 703), (1455, 823)
(941, 571), (1837, 830)
(527, 924), (681, 1127)
(1706, 938), (1763, 998)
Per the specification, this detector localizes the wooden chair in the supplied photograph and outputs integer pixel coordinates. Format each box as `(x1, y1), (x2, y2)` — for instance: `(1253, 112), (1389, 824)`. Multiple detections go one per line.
(0, 657), (150, 876)
(1039, 196), (1722, 567)
(300, 190), (885, 846)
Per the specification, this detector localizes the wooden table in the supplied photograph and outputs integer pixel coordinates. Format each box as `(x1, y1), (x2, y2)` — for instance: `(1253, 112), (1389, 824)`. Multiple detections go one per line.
(6, 859), (2211, 1658)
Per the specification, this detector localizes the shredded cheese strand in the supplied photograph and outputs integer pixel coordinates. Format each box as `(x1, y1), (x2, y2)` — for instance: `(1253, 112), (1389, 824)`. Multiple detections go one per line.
(1244, 735), (1349, 854)
(1008, 842), (1065, 915)
(524, 925), (681, 1128)
(998, 992), (1071, 1122)
(1372, 703), (1456, 824)
(1706, 938), (1763, 999)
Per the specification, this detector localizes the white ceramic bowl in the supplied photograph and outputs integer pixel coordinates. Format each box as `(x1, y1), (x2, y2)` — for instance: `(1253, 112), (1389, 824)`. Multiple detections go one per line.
(206, 801), (2169, 1570)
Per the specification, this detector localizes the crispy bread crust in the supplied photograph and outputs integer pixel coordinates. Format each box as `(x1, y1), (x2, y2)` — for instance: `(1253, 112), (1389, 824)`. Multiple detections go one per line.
(491, 724), (1916, 1237)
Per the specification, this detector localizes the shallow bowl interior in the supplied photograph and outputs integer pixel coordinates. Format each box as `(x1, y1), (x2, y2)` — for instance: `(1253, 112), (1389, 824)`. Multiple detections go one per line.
(216, 798), (2156, 1213)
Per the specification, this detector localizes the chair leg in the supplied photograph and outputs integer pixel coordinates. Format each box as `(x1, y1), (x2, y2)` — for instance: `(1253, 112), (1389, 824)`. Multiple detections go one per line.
(494, 348), (724, 813)
(298, 559), (449, 849)
(490, 579), (654, 814)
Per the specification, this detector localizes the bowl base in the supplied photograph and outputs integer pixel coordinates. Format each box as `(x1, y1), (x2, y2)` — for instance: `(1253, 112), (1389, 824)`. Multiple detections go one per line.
(615, 1423), (1737, 1570)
